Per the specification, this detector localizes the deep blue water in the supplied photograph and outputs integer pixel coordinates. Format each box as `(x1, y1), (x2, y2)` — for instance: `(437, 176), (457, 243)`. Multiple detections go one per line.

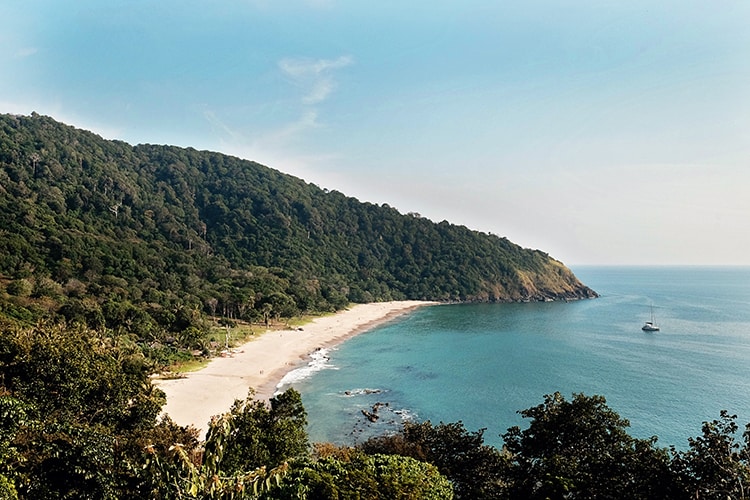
(278, 267), (750, 450)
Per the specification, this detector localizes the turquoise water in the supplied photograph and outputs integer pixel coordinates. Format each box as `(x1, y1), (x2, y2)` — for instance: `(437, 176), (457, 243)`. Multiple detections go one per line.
(280, 267), (750, 450)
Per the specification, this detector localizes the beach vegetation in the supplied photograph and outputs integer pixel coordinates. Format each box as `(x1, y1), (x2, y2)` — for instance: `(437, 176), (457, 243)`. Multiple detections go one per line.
(142, 390), (455, 499)
(167, 356), (211, 374)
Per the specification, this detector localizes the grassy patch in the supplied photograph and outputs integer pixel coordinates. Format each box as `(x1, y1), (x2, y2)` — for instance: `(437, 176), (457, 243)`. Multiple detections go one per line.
(170, 358), (211, 374)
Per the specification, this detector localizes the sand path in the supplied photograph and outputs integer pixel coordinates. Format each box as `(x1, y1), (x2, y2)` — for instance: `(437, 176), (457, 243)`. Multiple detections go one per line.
(156, 301), (434, 436)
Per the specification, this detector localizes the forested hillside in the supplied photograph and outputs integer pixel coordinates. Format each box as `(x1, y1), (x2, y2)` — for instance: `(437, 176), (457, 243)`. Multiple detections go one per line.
(0, 113), (595, 335)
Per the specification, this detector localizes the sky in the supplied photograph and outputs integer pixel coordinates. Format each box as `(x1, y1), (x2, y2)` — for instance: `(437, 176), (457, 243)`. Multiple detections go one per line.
(2, 1), (749, 266)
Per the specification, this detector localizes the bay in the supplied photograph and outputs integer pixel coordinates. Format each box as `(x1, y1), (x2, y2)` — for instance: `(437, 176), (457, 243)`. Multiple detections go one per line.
(280, 266), (750, 450)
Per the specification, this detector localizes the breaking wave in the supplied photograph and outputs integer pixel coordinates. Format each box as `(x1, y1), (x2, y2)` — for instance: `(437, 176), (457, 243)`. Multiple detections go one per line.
(275, 348), (337, 394)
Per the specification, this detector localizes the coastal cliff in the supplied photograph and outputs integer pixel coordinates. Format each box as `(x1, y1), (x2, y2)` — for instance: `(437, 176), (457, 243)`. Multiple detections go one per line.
(0, 113), (595, 330)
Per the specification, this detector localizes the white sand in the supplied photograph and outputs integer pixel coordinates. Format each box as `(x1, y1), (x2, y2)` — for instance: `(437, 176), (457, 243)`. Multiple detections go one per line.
(156, 301), (435, 436)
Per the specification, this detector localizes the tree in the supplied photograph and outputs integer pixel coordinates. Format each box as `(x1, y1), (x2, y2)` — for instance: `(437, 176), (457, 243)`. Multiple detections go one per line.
(501, 392), (677, 499)
(264, 292), (298, 322)
(0, 394), (25, 499)
(206, 297), (219, 321)
(143, 389), (305, 498)
(0, 322), (166, 498)
(5, 279), (32, 297)
(144, 413), (289, 499)
(0, 322), (164, 431)
(360, 420), (507, 499)
(671, 410), (750, 499)
(266, 453), (454, 500)
(218, 389), (308, 475)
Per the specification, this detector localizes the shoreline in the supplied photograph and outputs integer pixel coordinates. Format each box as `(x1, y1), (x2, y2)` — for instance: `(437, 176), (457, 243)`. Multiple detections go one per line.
(156, 301), (436, 437)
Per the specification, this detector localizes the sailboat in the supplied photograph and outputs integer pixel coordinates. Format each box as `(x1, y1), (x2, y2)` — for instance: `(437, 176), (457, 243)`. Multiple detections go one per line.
(642, 305), (660, 332)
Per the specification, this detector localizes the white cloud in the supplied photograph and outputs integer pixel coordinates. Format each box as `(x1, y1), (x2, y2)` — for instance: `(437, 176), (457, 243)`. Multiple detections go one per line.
(204, 104), (322, 164)
(200, 55), (351, 185)
(263, 109), (321, 146)
(278, 55), (353, 104)
(230, 55), (352, 159)
(203, 109), (244, 142)
(304, 79), (335, 105)
(278, 56), (353, 78)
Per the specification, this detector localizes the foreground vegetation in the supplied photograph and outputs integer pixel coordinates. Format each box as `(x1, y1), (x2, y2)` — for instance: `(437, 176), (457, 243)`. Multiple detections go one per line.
(1, 321), (749, 499)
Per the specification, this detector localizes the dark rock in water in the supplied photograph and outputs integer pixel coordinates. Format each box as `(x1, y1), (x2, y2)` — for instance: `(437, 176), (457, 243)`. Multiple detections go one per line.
(361, 409), (379, 422)
(372, 402), (387, 411)
(361, 401), (390, 423)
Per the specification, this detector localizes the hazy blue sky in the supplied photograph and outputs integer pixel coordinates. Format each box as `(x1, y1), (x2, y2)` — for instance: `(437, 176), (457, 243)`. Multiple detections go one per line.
(2, 1), (749, 265)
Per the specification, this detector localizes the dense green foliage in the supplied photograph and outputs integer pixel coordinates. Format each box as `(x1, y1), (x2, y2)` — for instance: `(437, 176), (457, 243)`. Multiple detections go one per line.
(143, 389), (455, 499)
(265, 453), (454, 499)
(360, 421), (507, 499)
(144, 391), (307, 499)
(363, 393), (750, 500)
(502, 392), (678, 499)
(670, 410), (750, 499)
(0, 113), (595, 337)
(2, 320), (750, 498)
(216, 389), (309, 475)
(0, 319), (168, 498)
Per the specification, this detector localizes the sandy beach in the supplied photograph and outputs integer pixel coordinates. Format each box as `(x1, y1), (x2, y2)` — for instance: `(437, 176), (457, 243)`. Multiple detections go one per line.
(156, 301), (435, 436)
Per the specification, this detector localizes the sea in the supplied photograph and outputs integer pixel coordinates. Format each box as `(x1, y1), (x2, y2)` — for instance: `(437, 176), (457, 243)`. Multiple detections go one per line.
(276, 266), (750, 451)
